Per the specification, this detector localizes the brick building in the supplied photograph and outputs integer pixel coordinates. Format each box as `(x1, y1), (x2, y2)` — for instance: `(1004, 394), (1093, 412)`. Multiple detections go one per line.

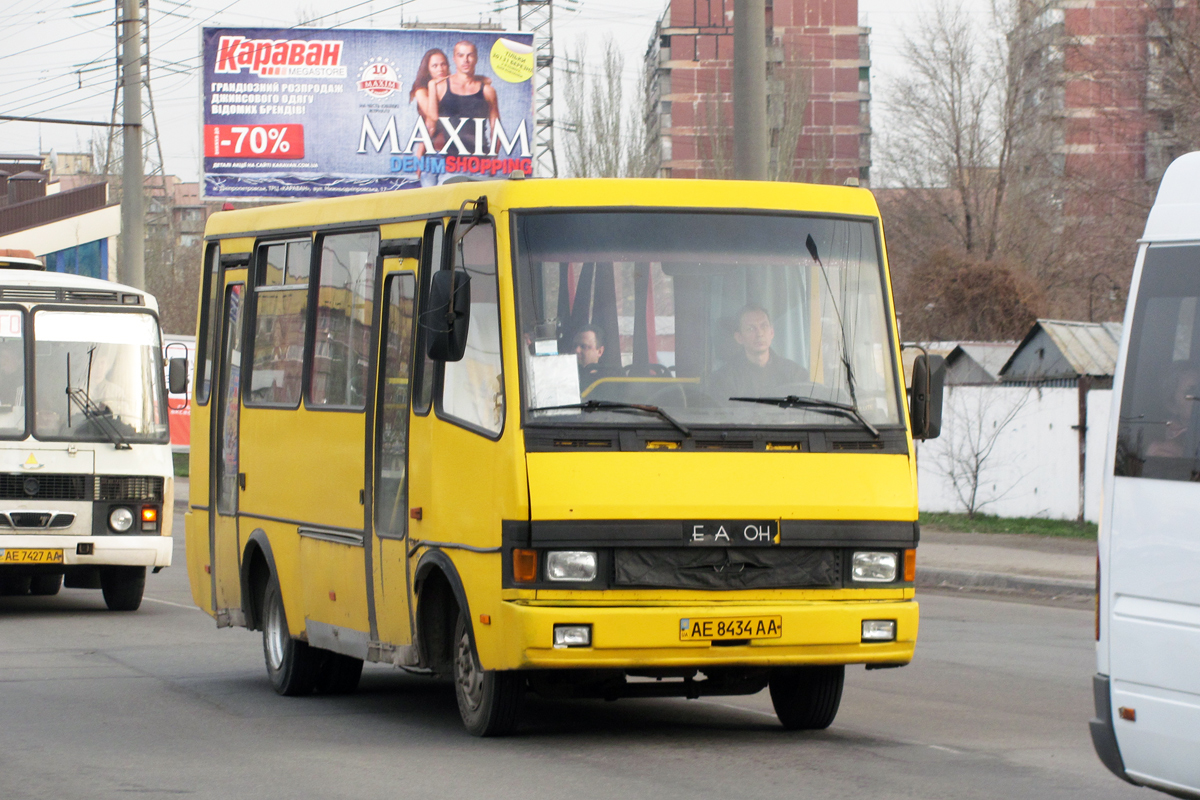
(645, 0), (871, 185)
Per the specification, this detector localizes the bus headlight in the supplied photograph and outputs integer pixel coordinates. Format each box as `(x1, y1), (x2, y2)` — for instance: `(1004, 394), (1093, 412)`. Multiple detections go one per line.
(546, 551), (597, 582)
(108, 507), (134, 533)
(862, 619), (897, 641)
(852, 551), (898, 582)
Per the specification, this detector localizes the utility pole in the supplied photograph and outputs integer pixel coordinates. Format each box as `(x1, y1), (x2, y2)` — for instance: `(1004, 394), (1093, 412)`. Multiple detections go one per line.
(120, 0), (145, 289)
(733, 0), (768, 181)
(518, 0), (558, 178)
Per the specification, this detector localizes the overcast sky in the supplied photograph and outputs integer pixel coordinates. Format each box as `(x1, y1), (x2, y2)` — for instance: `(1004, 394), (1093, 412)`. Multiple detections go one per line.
(0, 0), (989, 183)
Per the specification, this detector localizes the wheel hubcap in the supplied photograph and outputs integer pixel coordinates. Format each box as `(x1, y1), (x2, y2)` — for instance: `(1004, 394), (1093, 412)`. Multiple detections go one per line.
(456, 628), (484, 711)
(265, 595), (285, 670)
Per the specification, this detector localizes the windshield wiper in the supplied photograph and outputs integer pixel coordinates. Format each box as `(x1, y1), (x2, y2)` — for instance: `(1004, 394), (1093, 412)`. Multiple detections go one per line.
(730, 395), (880, 438)
(65, 351), (130, 450)
(529, 399), (692, 438)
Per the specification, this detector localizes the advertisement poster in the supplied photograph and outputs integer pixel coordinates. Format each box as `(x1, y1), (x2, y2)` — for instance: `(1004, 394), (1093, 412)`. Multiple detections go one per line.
(202, 27), (535, 198)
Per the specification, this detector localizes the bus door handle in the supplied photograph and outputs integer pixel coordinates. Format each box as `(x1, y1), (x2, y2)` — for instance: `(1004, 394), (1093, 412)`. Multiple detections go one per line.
(238, 472), (246, 490)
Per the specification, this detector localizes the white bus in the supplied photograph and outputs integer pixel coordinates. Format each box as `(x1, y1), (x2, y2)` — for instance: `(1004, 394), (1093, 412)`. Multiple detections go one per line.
(1091, 153), (1200, 798)
(0, 251), (174, 610)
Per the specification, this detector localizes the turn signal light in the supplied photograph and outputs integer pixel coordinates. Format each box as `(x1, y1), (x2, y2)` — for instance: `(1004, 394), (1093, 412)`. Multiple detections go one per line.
(141, 505), (159, 532)
(904, 549), (916, 582)
(513, 548), (538, 583)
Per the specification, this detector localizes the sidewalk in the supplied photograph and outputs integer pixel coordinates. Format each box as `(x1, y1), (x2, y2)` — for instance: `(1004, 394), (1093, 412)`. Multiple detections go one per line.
(917, 529), (1095, 599)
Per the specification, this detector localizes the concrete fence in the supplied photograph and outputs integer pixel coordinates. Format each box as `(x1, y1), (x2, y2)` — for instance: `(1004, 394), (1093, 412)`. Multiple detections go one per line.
(915, 384), (1113, 522)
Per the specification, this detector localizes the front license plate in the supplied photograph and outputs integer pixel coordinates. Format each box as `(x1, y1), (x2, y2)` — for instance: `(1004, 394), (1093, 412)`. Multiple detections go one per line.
(680, 615), (782, 641)
(0, 548), (64, 564)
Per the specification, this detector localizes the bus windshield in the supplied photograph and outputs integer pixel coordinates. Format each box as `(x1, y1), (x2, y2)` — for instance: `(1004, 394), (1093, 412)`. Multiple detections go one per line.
(32, 310), (168, 444)
(1115, 243), (1200, 481)
(515, 211), (903, 431)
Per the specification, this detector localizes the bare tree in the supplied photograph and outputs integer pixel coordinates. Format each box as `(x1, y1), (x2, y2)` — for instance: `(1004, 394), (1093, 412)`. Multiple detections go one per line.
(929, 386), (1032, 518)
(562, 36), (653, 178)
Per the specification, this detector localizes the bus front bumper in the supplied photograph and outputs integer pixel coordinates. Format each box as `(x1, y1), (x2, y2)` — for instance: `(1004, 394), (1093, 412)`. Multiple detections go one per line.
(487, 598), (918, 670)
(0, 534), (171, 569)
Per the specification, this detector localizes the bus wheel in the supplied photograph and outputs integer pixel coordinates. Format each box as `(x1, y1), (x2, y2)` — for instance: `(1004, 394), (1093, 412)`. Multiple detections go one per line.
(29, 574), (63, 596)
(453, 611), (523, 736)
(768, 665), (845, 730)
(261, 575), (318, 696)
(315, 651), (363, 695)
(100, 567), (145, 611)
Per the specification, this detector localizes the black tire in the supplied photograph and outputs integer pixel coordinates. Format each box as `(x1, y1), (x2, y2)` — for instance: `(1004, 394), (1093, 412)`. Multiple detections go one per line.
(29, 574), (63, 596)
(453, 611), (523, 736)
(0, 575), (32, 596)
(314, 651), (364, 695)
(769, 665), (845, 730)
(100, 567), (145, 611)
(261, 574), (319, 696)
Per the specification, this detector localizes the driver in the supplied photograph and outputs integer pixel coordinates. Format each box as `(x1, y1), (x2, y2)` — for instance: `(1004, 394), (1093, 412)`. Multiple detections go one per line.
(709, 305), (807, 401)
(573, 325), (616, 392)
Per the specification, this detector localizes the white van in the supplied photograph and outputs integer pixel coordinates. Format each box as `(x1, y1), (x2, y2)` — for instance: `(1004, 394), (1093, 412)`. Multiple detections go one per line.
(1091, 152), (1200, 798)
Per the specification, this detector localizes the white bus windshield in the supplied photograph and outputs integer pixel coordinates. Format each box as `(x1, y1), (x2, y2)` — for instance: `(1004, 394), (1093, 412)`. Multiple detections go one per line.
(1115, 243), (1200, 480)
(0, 310), (25, 437)
(32, 310), (168, 444)
(514, 211), (903, 431)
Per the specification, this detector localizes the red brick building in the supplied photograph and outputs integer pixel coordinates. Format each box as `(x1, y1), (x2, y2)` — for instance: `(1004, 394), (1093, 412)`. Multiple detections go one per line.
(1056, 0), (1162, 217)
(645, 0), (871, 185)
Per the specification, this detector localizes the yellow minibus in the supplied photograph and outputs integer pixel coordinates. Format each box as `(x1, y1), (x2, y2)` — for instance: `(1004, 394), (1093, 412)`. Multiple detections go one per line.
(182, 177), (943, 735)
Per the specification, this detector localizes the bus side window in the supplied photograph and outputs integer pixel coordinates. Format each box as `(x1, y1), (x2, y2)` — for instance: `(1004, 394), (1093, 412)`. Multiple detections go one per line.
(308, 231), (379, 409)
(412, 221), (443, 416)
(439, 221), (504, 436)
(248, 239), (310, 407)
(195, 243), (221, 405)
(375, 274), (417, 538)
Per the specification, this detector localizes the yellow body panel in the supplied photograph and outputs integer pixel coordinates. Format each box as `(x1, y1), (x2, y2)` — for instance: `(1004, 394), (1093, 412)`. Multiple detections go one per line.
(191, 178), (920, 678)
(527, 452), (915, 522)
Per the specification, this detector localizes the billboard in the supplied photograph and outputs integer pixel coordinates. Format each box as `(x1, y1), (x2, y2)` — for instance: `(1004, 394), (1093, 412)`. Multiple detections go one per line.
(202, 27), (535, 199)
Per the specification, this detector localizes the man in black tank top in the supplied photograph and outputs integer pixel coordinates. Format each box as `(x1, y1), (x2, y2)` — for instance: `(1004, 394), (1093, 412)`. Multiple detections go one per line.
(429, 41), (501, 156)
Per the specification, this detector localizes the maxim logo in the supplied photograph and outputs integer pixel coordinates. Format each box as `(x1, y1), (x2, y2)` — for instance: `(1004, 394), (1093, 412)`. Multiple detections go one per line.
(214, 35), (347, 79)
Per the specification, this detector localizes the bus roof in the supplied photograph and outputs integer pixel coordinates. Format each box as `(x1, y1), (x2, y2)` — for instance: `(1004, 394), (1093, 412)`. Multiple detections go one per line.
(0, 267), (160, 312)
(203, 178), (883, 241)
(1145, 151), (1200, 243)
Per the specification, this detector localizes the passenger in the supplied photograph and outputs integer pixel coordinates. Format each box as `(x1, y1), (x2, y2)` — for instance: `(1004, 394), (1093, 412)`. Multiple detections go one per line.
(573, 325), (616, 391)
(709, 305), (807, 400)
(1146, 363), (1200, 458)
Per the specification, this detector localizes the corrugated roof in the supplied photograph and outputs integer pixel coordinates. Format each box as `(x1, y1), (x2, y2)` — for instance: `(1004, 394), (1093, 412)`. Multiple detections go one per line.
(1001, 319), (1122, 378)
(952, 342), (1018, 380)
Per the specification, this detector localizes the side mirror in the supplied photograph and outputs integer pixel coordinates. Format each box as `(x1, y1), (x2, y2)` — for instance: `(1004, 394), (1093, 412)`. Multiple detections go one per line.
(425, 269), (471, 362)
(910, 354), (945, 440)
(168, 357), (188, 395)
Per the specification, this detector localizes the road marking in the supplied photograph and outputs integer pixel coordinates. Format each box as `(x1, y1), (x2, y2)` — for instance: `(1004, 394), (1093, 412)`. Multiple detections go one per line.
(143, 596), (204, 612)
(928, 744), (964, 754)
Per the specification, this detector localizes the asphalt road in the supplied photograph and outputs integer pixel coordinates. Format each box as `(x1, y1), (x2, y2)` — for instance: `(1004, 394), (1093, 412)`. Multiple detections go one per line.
(0, 506), (1146, 800)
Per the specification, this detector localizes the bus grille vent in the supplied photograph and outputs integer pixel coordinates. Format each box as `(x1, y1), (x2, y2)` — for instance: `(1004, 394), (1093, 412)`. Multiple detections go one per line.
(0, 287), (58, 302)
(64, 289), (121, 304)
(0, 473), (88, 500)
(95, 475), (164, 501)
(831, 440), (885, 451)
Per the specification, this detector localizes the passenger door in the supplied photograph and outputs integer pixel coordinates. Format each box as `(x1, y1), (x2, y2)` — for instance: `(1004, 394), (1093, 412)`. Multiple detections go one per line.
(211, 281), (245, 622)
(368, 253), (419, 649)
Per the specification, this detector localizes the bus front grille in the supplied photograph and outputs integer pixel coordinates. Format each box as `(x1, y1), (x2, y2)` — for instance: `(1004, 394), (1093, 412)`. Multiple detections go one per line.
(95, 476), (164, 501)
(0, 473), (88, 500)
(613, 548), (842, 590)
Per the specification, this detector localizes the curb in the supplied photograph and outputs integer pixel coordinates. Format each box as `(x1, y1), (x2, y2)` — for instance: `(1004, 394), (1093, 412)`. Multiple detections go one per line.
(917, 567), (1094, 598)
